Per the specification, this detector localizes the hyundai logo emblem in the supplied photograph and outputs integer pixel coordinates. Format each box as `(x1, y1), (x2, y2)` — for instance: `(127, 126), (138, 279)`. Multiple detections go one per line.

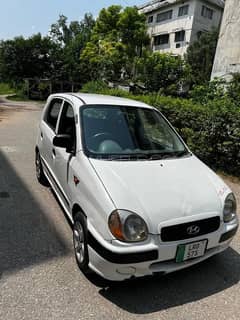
(187, 225), (200, 235)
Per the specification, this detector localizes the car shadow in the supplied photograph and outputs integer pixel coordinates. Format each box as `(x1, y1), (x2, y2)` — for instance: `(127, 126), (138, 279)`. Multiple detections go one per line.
(0, 150), (71, 278)
(98, 247), (240, 314)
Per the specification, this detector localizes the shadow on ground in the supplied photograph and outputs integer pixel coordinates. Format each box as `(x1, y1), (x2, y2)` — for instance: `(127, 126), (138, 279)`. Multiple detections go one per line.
(0, 150), (70, 278)
(99, 245), (240, 314)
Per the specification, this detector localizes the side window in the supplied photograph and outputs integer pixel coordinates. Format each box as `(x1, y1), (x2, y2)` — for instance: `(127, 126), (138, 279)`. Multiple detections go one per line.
(58, 102), (76, 151)
(44, 98), (63, 131)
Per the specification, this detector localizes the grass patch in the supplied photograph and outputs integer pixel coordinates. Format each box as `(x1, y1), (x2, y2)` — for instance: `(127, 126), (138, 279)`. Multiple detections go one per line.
(7, 93), (45, 104)
(0, 83), (15, 95)
(7, 93), (29, 101)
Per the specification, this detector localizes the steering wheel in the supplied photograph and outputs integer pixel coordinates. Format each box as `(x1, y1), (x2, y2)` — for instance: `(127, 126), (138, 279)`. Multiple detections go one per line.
(92, 132), (114, 141)
(89, 132), (115, 151)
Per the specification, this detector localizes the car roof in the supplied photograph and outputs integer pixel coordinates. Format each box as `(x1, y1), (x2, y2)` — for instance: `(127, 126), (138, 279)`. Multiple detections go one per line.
(50, 93), (153, 109)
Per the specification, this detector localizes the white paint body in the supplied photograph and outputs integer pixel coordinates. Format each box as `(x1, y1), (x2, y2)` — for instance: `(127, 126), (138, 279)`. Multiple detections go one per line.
(36, 93), (238, 281)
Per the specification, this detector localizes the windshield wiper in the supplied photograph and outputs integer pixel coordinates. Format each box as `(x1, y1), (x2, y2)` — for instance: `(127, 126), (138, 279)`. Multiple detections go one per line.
(91, 151), (191, 161)
(154, 150), (190, 159)
(142, 150), (190, 160)
(107, 153), (149, 161)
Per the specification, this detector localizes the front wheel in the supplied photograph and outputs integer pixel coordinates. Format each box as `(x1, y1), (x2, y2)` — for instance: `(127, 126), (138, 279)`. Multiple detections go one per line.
(35, 150), (49, 186)
(73, 212), (90, 273)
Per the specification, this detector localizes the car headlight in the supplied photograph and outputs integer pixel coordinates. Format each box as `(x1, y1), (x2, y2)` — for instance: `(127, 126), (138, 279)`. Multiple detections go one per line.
(108, 210), (148, 242)
(223, 193), (237, 223)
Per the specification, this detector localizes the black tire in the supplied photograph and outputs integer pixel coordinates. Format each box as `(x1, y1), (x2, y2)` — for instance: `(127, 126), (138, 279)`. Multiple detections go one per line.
(73, 212), (90, 273)
(35, 150), (49, 186)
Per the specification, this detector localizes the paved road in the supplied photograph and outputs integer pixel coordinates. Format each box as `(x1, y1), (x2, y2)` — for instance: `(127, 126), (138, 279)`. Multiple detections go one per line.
(0, 101), (239, 320)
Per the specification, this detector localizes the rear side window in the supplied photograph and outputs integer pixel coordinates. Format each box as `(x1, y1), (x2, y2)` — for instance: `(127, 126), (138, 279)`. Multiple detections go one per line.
(44, 98), (63, 131)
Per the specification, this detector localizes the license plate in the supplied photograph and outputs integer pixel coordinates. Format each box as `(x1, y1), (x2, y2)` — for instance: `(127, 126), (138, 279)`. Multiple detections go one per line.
(176, 240), (207, 263)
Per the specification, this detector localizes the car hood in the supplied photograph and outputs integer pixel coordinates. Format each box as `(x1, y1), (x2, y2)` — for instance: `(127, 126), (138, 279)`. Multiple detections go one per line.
(89, 155), (231, 234)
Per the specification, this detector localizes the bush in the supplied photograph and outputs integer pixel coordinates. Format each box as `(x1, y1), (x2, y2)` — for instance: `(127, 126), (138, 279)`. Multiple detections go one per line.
(0, 83), (15, 95)
(189, 79), (226, 104)
(135, 52), (188, 95)
(81, 80), (108, 93)
(82, 81), (240, 176)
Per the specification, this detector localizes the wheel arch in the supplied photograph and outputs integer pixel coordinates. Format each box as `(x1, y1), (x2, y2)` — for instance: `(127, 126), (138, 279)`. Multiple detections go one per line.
(72, 203), (87, 221)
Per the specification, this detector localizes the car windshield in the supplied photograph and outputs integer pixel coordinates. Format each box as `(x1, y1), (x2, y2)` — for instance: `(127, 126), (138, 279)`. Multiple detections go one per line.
(81, 105), (190, 160)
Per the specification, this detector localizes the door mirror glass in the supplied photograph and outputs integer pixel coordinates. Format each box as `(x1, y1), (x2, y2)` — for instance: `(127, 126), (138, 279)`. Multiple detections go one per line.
(53, 134), (72, 152)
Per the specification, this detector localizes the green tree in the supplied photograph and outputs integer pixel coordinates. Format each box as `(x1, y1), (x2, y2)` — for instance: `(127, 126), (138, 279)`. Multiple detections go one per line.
(50, 13), (95, 46)
(50, 15), (72, 45)
(50, 14), (95, 82)
(0, 34), (62, 84)
(81, 5), (149, 82)
(80, 40), (126, 83)
(118, 6), (149, 58)
(136, 52), (188, 94)
(185, 28), (219, 86)
(93, 5), (122, 41)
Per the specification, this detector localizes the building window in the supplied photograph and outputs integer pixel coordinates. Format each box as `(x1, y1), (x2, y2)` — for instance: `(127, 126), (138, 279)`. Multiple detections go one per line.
(148, 15), (154, 23)
(201, 5), (213, 19)
(175, 30), (185, 42)
(156, 10), (173, 22)
(178, 5), (189, 16)
(154, 34), (169, 46)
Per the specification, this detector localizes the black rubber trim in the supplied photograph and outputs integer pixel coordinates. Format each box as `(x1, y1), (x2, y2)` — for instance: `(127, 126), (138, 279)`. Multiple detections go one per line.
(87, 231), (158, 264)
(67, 93), (86, 105)
(41, 157), (70, 207)
(219, 226), (238, 243)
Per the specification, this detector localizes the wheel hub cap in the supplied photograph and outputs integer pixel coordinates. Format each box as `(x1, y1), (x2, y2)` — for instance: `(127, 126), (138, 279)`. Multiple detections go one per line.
(73, 222), (85, 264)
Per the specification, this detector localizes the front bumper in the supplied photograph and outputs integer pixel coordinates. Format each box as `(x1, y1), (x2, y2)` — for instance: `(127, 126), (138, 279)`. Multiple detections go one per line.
(87, 220), (239, 281)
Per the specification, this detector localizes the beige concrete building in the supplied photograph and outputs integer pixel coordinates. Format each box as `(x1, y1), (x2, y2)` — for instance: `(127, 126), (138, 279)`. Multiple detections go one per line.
(138, 0), (224, 56)
(211, 0), (240, 80)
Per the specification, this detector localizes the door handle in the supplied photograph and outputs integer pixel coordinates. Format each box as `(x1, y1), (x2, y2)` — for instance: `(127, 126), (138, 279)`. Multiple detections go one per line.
(40, 131), (43, 139)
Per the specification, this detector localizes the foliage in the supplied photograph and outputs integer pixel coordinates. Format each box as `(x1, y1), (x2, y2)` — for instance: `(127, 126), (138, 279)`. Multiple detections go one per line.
(81, 80), (108, 93)
(189, 78), (226, 104)
(118, 6), (150, 58)
(93, 5), (122, 41)
(190, 74), (240, 107)
(0, 83), (15, 94)
(49, 14), (95, 46)
(136, 52), (189, 94)
(80, 6), (150, 82)
(227, 73), (240, 104)
(0, 34), (62, 84)
(50, 14), (95, 82)
(82, 82), (240, 176)
(0, 14), (95, 87)
(185, 28), (219, 86)
(80, 39), (127, 82)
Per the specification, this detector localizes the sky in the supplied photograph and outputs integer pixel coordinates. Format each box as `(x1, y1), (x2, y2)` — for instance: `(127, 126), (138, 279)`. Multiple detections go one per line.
(0, 0), (145, 40)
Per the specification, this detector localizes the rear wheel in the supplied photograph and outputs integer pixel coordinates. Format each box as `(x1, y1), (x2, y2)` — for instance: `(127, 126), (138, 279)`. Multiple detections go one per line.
(73, 212), (90, 273)
(35, 150), (49, 186)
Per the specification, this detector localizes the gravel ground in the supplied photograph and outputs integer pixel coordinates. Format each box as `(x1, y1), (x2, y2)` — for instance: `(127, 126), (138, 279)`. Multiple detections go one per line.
(0, 99), (239, 320)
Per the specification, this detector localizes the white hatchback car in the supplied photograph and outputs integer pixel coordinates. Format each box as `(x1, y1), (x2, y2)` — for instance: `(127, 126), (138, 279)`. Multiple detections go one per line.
(36, 93), (238, 281)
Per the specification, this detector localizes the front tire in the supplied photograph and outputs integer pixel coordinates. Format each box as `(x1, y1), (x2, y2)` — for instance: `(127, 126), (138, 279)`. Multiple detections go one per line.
(35, 150), (49, 186)
(73, 212), (90, 273)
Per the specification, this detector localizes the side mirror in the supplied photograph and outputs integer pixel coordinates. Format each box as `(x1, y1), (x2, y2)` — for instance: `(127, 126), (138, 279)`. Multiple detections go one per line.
(53, 134), (72, 152)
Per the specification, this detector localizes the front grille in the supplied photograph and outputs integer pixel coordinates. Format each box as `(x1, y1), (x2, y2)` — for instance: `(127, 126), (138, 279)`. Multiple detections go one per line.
(161, 216), (221, 242)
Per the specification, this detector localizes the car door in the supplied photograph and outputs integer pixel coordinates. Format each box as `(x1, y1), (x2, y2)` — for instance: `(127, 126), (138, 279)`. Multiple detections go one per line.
(53, 100), (77, 209)
(40, 97), (63, 182)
